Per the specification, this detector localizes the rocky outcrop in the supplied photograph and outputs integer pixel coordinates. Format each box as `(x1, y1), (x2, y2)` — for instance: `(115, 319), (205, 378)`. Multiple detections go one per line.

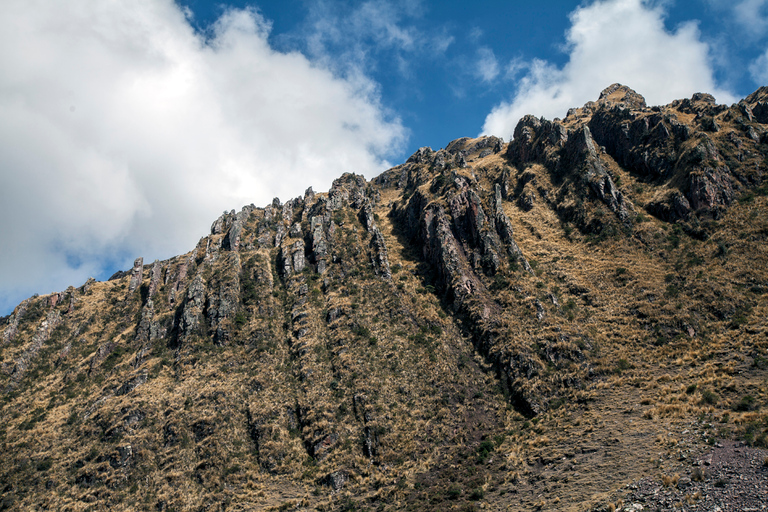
(178, 274), (206, 343)
(418, 200), (484, 308)
(507, 115), (568, 169)
(646, 191), (693, 222)
(687, 167), (735, 212)
(565, 125), (633, 223)
(223, 214), (243, 251)
(447, 175), (529, 275)
(505, 84), (768, 228)
(279, 239), (306, 277)
(6, 310), (61, 387)
(359, 201), (391, 279)
(492, 184), (532, 272)
(397, 179), (548, 414)
(135, 300), (155, 345)
(79, 277), (96, 293)
(2, 299), (30, 344)
(507, 112), (634, 231)
(588, 107), (683, 180)
(167, 255), (193, 309)
(222, 205), (256, 251)
(127, 258), (144, 294)
(446, 135), (505, 157)
(310, 214), (329, 275)
(210, 210), (232, 235)
(581, 85), (768, 222)
(402, 137), (504, 177)
(407, 146), (434, 165)
(147, 261), (162, 299)
(328, 173), (367, 211)
(66, 286), (76, 313)
(204, 255), (241, 345)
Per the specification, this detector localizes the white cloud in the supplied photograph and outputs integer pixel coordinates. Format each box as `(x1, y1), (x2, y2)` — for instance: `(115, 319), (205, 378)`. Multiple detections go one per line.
(482, 0), (737, 139)
(504, 57), (528, 81)
(708, 0), (768, 40)
(302, 0), (453, 78)
(750, 48), (768, 82)
(475, 47), (500, 83)
(733, 0), (768, 38)
(0, 0), (406, 314)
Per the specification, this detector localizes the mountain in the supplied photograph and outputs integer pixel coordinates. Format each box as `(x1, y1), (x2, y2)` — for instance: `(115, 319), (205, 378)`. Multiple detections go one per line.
(1, 85), (767, 511)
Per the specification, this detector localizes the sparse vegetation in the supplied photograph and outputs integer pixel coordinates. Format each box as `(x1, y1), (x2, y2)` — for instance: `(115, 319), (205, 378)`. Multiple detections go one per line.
(2, 87), (768, 512)
(701, 389), (720, 405)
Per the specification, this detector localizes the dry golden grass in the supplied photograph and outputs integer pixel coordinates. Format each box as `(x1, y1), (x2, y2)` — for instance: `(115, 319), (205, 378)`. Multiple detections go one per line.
(1, 98), (767, 511)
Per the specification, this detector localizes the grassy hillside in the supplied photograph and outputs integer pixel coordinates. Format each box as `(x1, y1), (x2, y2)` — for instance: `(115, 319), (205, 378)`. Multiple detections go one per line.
(1, 85), (767, 511)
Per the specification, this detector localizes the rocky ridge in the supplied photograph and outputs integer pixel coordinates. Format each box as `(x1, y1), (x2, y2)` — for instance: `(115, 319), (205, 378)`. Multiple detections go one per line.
(0, 85), (767, 511)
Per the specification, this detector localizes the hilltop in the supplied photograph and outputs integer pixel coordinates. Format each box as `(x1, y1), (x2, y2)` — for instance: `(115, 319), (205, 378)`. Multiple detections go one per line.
(1, 84), (767, 511)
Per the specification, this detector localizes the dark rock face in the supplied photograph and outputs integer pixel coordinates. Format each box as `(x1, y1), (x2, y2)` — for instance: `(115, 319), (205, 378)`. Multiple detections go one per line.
(646, 191), (693, 222)
(588, 104), (683, 179)
(395, 167), (553, 415)
(564, 125), (633, 223)
(687, 166), (735, 211)
(507, 115), (568, 169)
(507, 110), (635, 234)
(585, 86), (766, 222)
(507, 84), (768, 228)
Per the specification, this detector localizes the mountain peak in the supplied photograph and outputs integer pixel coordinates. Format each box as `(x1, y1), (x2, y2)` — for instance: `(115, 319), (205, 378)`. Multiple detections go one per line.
(1, 85), (767, 511)
(597, 83), (647, 108)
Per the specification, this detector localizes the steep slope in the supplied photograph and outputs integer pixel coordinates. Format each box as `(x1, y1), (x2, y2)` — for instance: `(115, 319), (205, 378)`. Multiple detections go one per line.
(1, 85), (767, 511)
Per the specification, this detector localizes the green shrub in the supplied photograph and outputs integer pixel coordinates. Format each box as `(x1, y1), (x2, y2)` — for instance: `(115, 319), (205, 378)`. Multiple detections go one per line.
(36, 458), (52, 472)
(616, 359), (632, 373)
(477, 440), (495, 462)
(446, 485), (462, 500)
(469, 488), (484, 500)
(700, 389), (719, 405)
(665, 284), (680, 297)
(733, 395), (755, 412)
(351, 325), (371, 339)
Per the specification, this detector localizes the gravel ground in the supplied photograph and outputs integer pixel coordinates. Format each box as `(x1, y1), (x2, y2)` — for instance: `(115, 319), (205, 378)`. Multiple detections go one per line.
(610, 440), (768, 511)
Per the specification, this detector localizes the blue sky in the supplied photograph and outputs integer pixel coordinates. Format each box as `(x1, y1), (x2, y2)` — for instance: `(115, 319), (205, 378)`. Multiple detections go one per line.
(1, 0), (767, 315)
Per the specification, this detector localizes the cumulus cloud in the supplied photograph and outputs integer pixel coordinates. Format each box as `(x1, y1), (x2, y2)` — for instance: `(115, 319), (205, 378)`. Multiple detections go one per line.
(0, 0), (406, 314)
(482, 0), (737, 139)
(475, 47), (500, 83)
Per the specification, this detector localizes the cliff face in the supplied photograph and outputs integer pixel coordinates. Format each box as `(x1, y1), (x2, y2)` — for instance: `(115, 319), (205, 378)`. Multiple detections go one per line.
(1, 85), (767, 511)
